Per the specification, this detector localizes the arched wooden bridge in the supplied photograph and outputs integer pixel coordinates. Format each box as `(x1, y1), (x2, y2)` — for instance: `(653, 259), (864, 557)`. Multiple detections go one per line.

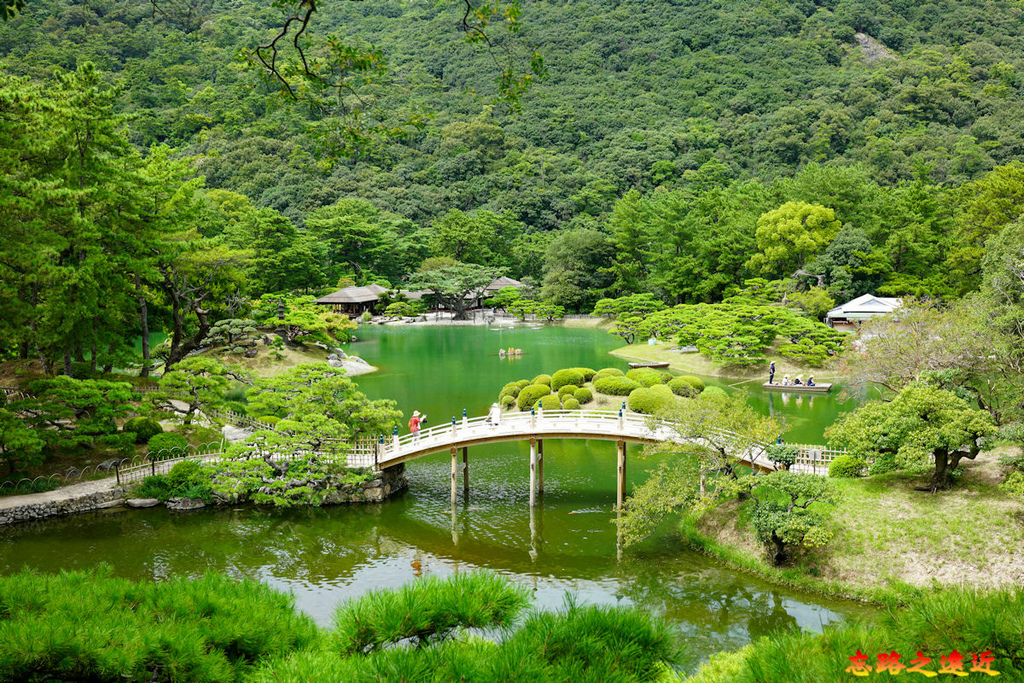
(347, 408), (776, 508)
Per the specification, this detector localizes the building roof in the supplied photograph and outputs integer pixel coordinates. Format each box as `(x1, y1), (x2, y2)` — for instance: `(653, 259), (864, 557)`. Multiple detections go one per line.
(315, 284), (391, 305)
(315, 284), (430, 305)
(826, 294), (902, 320)
(484, 276), (525, 293)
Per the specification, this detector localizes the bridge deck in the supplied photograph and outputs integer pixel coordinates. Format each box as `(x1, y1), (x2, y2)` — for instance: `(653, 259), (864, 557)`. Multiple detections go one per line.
(370, 409), (772, 472)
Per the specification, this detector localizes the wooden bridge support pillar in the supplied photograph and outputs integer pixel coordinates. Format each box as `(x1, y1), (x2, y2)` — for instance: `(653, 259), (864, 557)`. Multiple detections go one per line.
(529, 438), (537, 507)
(462, 446), (469, 495)
(450, 447), (458, 508)
(616, 440), (627, 510)
(537, 439), (544, 494)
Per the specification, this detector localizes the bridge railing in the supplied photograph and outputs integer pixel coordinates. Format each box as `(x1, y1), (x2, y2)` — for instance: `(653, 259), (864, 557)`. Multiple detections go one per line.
(376, 407), (766, 466)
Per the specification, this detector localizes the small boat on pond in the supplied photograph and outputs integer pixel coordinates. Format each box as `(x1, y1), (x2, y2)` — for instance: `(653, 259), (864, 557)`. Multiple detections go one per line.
(628, 361), (670, 369)
(762, 382), (832, 393)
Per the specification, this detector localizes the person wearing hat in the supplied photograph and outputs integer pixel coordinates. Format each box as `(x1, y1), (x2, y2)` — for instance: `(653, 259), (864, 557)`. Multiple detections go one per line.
(408, 410), (426, 439)
(486, 402), (501, 427)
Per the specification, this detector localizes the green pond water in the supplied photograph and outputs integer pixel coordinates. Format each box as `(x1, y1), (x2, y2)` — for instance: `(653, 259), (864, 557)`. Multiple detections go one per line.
(1, 324), (872, 674)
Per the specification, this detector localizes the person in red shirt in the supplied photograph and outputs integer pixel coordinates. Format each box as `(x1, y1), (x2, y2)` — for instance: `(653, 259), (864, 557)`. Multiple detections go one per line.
(409, 410), (426, 440)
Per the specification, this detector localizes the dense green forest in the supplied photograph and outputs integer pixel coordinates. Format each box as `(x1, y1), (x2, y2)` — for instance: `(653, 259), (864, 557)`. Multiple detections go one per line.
(3, 0), (1024, 369)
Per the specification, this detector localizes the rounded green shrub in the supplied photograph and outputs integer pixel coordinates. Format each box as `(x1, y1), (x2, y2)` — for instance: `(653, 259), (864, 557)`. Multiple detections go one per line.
(563, 397), (580, 410)
(626, 368), (668, 387)
(702, 386), (728, 398)
(539, 394), (562, 411)
(829, 455), (866, 478)
(123, 417), (163, 444)
(571, 367), (597, 381)
(592, 368), (625, 382)
(551, 369), (585, 391)
(531, 374), (552, 387)
(166, 460), (206, 491)
(574, 387), (594, 404)
(594, 376), (642, 396)
(147, 432), (189, 457)
(668, 376), (706, 398)
(500, 394), (516, 409)
(558, 384), (577, 398)
(499, 381), (527, 399)
(517, 384), (552, 411)
(628, 385), (675, 415)
(257, 415), (281, 426)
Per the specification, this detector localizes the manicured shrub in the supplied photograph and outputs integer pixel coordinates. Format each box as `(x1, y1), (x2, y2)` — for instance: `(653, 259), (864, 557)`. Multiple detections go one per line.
(702, 386), (728, 398)
(571, 367), (597, 381)
(147, 432), (189, 457)
(668, 375), (706, 398)
(512, 379), (531, 389)
(498, 382), (522, 400)
(224, 400), (248, 415)
(123, 416), (163, 444)
(258, 415), (281, 426)
(135, 474), (171, 500)
(563, 397), (580, 410)
(557, 384), (577, 398)
(531, 374), (552, 386)
(517, 384), (552, 411)
(500, 394), (516, 409)
(594, 376), (642, 396)
(628, 385), (675, 415)
(539, 394), (562, 411)
(766, 444), (799, 471)
(592, 368), (624, 382)
(828, 454), (865, 478)
(551, 368), (585, 391)
(626, 368), (668, 387)
(574, 387), (594, 404)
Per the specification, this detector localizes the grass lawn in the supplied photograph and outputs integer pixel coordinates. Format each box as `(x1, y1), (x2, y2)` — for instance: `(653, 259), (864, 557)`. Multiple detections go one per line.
(690, 449), (1024, 599)
(609, 340), (839, 381)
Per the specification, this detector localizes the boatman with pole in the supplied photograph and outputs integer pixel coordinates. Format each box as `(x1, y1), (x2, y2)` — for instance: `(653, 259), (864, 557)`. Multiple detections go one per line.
(768, 360), (776, 384)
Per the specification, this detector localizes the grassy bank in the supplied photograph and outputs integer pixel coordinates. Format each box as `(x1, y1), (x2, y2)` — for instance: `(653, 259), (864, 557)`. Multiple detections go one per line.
(610, 341), (838, 381)
(676, 453), (1024, 681)
(680, 451), (1024, 603)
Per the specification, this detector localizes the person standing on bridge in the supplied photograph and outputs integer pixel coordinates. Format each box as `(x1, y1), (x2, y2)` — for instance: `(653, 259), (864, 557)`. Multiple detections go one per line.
(409, 410), (426, 440)
(486, 402), (501, 427)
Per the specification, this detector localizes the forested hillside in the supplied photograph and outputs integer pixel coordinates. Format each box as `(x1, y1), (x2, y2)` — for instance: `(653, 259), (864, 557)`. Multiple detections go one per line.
(2, 0), (1024, 352)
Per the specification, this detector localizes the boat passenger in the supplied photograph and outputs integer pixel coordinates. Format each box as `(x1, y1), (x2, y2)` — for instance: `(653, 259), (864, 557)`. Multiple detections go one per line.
(793, 376), (803, 385)
(782, 375), (790, 385)
(807, 376), (815, 386)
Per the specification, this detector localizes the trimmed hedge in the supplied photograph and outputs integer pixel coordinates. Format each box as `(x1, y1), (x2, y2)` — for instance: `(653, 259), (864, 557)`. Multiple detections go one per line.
(668, 376), (705, 398)
(558, 384), (577, 398)
(626, 368), (668, 387)
(531, 374), (552, 387)
(147, 432), (189, 457)
(571, 367), (597, 381)
(517, 384), (552, 411)
(574, 387), (594, 404)
(563, 397), (580, 410)
(539, 395), (562, 411)
(829, 455), (866, 478)
(627, 385), (676, 415)
(551, 369), (585, 391)
(592, 368), (624, 382)
(594, 376), (642, 396)
(702, 386), (728, 398)
(123, 417), (163, 444)
(258, 415), (281, 426)
(500, 394), (516, 409)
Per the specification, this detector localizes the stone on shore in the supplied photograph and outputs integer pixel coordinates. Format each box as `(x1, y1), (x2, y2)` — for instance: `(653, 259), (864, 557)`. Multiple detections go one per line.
(126, 498), (160, 508)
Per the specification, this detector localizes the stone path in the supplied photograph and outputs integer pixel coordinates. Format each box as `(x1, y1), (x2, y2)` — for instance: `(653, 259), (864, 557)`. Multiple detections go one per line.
(0, 476), (118, 512)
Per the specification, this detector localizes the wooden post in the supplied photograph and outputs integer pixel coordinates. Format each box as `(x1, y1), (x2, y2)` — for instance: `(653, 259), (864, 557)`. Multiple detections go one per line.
(450, 447), (458, 507)
(462, 446), (469, 494)
(616, 440), (627, 509)
(538, 439), (544, 494)
(529, 438), (537, 507)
